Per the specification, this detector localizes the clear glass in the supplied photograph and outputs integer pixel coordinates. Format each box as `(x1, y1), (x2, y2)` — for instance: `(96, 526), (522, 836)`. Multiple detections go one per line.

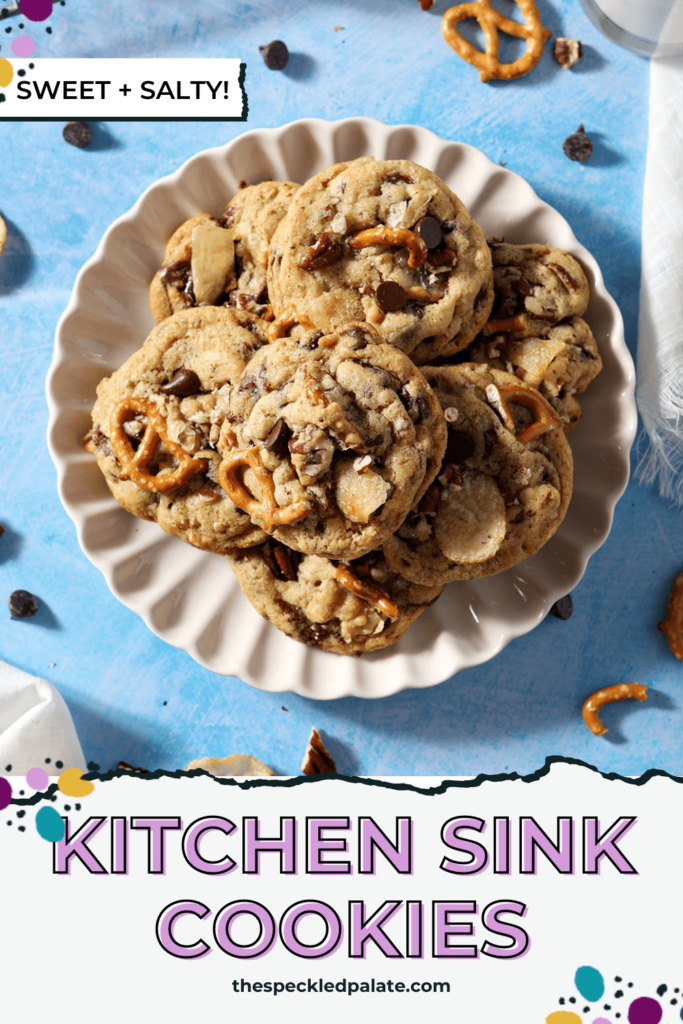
(579, 0), (683, 56)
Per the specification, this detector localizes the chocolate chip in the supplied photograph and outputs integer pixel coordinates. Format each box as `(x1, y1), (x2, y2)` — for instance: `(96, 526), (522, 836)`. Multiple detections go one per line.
(384, 172), (414, 184)
(62, 121), (92, 148)
(263, 417), (291, 456)
(299, 232), (343, 271)
(259, 39), (289, 70)
(445, 431), (475, 464)
(562, 125), (593, 162)
(550, 594), (573, 619)
(376, 281), (406, 313)
(416, 216), (442, 249)
(160, 259), (191, 290)
(159, 369), (201, 397)
(8, 590), (38, 618)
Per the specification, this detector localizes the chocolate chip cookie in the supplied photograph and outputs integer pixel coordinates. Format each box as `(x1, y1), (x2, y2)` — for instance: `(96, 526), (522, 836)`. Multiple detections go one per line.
(83, 306), (270, 553)
(229, 542), (443, 654)
(218, 332), (447, 559)
(149, 180), (300, 323)
(267, 157), (493, 357)
(383, 364), (573, 584)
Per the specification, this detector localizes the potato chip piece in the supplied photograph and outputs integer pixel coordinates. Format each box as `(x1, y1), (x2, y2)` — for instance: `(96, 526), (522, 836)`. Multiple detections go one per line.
(434, 470), (506, 563)
(186, 754), (274, 777)
(0, 214), (6, 256)
(334, 461), (391, 523)
(190, 220), (235, 305)
(507, 336), (566, 387)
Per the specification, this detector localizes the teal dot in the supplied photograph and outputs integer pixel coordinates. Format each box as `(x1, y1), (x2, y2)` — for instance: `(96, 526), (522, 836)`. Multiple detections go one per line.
(575, 965), (605, 1002)
(35, 806), (65, 842)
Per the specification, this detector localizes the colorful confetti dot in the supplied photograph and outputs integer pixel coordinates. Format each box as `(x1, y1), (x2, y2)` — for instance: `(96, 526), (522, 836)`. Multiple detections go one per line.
(57, 767), (94, 798)
(576, 967), (606, 1002)
(26, 766), (49, 790)
(0, 58), (13, 88)
(628, 998), (662, 1024)
(0, 777), (12, 810)
(547, 1014), (582, 1024)
(35, 805), (64, 842)
(19, 0), (52, 21)
(11, 35), (34, 56)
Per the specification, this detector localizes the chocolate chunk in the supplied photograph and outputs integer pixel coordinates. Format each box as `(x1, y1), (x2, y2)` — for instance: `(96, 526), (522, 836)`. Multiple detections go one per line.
(384, 172), (414, 184)
(259, 39), (289, 70)
(8, 590), (38, 618)
(550, 594), (573, 619)
(160, 259), (191, 290)
(445, 431), (475, 464)
(299, 232), (343, 271)
(562, 125), (593, 162)
(554, 37), (583, 69)
(301, 727), (337, 775)
(512, 276), (532, 297)
(62, 121), (91, 148)
(416, 216), (443, 249)
(159, 368), (201, 397)
(376, 281), (406, 313)
(263, 417), (291, 456)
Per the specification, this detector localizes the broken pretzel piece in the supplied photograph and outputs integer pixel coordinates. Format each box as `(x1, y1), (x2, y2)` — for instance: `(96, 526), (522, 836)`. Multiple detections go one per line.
(109, 397), (206, 493)
(658, 569), (683, 662)
(218, 445), (311, 530)
(336, 564), (399, 619)
(301, 728), (337, 775)
(582, 683), (648, 737)
(497, 383), (561, 443)
(349, 226), (428, 269)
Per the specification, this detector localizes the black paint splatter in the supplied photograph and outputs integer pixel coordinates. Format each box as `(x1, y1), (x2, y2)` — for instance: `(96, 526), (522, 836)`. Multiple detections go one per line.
(657, 984), (668, 996)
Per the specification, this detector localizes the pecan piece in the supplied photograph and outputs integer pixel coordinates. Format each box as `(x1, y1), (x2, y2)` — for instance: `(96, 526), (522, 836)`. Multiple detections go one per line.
(299, 232), (343, 271)
(548, 262), (579, 293)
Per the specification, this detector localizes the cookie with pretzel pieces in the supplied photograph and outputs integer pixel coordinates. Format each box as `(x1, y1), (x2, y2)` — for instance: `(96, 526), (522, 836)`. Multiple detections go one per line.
(149, 180), (301, 324)
(83, 307), (271, 553)
(229, 542), (443, 655)
(382, 364), (573, 585)
(218, 329), (448, 560)
(267, 157), (493, 358)
(467, 314), (602, 432)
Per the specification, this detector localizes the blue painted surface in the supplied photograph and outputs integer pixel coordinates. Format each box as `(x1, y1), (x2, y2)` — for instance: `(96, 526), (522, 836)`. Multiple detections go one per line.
(0, 0), (673, 777)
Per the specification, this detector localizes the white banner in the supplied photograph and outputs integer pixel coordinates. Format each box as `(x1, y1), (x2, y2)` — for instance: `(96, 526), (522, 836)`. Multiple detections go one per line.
(0, 762), (679, 1023)
(0, 58), (246, 118)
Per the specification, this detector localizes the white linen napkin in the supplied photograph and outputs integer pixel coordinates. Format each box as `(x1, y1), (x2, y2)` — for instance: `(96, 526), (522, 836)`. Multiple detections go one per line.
(0, 660), (85, 775)
(637, 54), (683, 503)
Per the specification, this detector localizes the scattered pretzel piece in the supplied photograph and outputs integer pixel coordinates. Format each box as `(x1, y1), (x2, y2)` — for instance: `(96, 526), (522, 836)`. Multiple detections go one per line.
(268, 309), (298, 343)
(658, 569), (683, 661)
(497, 384), (561, 443)
(218, 446), (310, 530)
(582, 684), (648, 737)
(109, 397), (206, 493)
(349, 226), (428, 269)
(336, 565), (399, 619)
(442, 0), (551, 83)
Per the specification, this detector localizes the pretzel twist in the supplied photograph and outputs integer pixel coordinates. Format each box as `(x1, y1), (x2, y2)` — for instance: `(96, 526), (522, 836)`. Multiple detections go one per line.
(582, 684), (648, 737)
(497, 383), (561, 443)
(218, 446), (311, 530)
(336, 566), (399, 619)
(109, 397), (206, 493)
(349, 226), (428, 269)
(442, 0), (551, 83)
(658, 569), (683, 661)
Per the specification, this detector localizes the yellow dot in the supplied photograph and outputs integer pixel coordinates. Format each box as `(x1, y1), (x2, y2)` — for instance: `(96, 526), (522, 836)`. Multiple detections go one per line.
(0, 59), (13, 89)
(546, 1013), (582, 1024)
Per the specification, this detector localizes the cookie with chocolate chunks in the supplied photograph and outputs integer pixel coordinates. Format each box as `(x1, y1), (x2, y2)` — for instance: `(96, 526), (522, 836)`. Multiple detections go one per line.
(218, 331), (447, 560)
(267, 157), (493, 358)
(83, 307), (270, 553)
(383, 364), (573, 585)
(229, 543), (443, 655)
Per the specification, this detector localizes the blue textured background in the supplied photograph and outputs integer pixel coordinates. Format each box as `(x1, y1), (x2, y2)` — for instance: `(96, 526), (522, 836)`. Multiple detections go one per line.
(1, 0), (675, 777)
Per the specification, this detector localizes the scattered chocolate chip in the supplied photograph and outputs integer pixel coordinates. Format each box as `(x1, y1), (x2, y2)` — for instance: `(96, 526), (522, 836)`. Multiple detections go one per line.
(376, 281), (406, 313)
(62, 121), (92, 148)
(159, 368), (201, 397)
(259, 39), (289, 70)
(8, 590), (38, 618)
(563, 125), (593, 162)
(445, 431), (475, 464)
(554, 37), (583, 69)
(416, 216), (443, 249)
(301, 727), (336, 775)
(299, 232), (343, 271)
(550, 594), (573, 619)
(263, 417), (291, 456)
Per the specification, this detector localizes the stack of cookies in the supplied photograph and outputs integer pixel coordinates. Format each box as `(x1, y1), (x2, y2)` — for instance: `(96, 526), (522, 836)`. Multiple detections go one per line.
(84, 156), (602, 656)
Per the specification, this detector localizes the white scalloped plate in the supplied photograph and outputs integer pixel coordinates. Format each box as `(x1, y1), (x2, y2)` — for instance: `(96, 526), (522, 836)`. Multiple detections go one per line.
(46, 118), (636, 700)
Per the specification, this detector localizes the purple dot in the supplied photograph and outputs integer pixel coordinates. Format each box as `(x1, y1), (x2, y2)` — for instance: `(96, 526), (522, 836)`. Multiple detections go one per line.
(11, 35), (35, 56)
(0, 777), (12, 810)
(593, 1019), (612, 1024)
(18, 0), (52, 21)
(26, 766), (49, 790)
(628, 997), (663, 1024)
